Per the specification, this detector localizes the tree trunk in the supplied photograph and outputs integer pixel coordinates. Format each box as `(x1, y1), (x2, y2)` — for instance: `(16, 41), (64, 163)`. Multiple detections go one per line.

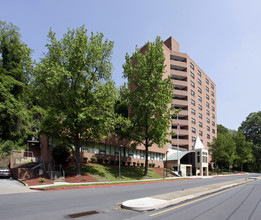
(144, 142), (149, 177)
(74, 137), (81, 176)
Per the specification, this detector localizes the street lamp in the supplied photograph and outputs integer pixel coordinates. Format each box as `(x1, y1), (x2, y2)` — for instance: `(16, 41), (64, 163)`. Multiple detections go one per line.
(119, 145), (122, 180)
(166, 151), (169, 179)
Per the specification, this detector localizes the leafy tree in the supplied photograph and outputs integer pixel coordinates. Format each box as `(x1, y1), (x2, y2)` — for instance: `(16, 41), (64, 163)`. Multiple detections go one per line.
(233, 129), (253, 171)
(0, 20), (33, 152)
(240, 111), (261, 171)
(123, 36), (176, 176)
(33, 26), (116, 175)
(210, 133), (236, 170)
(217, 124), (229, 134)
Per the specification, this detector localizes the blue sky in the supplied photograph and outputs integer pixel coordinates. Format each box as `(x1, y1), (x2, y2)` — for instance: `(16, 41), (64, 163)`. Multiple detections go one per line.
(1, 0), (260, 130)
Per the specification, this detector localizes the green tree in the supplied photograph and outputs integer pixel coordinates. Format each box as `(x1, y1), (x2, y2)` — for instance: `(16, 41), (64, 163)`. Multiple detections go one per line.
(240, 111), (261, 171)
(233, 129), (253, 171)
(123, 36), (176, 177)
(217, 124), (229, 134)
(0, 20), (33, 153)
(33, 26), (116, 175)
(210, 133), (236, 171)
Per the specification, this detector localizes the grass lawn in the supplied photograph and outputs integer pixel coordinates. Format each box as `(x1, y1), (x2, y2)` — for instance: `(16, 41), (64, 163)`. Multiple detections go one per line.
(78, 164), (163, 181)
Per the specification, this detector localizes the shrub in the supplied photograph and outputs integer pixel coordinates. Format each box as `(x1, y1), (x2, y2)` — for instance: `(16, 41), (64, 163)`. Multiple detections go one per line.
(97, 158), (103, 164)
(137, 162), (140, 166)
(152, 163), (155, 167)
(127, 161), (131, 166)
(91, 157), (97, 163)
(149, 163), (152, 167)
(104, 159), (109, 164)
(121, 161), (126, 166)
(158, 165), (160, 168)
(110, 160), (115, 165)
(83, 157), (88, 163)
(141, 163), (144, 167)
(133, 162), (136, 166)
(52, 143), (71, 164)
(39, 178), (46, 183)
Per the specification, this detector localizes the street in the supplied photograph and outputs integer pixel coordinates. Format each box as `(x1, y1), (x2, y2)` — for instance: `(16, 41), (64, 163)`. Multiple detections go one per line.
(133, 177), (261, 220)
(0, 174), (259, 220)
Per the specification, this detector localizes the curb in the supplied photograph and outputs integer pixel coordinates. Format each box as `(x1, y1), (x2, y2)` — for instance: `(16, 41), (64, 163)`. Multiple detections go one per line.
(121, 177), (258, 211)
(30, 178), (199, 191)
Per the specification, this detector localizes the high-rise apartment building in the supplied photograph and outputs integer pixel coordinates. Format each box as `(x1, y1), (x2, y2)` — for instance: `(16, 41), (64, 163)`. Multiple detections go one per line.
(163, 37), (217, 152)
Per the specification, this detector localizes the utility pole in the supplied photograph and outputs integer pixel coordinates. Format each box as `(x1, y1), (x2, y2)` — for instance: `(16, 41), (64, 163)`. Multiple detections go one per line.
(119, 145), (122, 180)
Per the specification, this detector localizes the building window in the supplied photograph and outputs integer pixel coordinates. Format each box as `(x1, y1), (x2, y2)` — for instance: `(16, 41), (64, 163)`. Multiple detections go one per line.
(198, 78), (202, 85)
(191, 90), (195, 96)
(212, 121), (215, 126)
(211, 99), (215, 104)
(191, 108), (196, 115)
(190, 72), (195, 79)
(192, 136), (196, 142)
(191, 118), (196, 124)
(206, 110), (210, 115)
(198, 104), (202, 110)
(207, 118), (210, 123)
(199, 130), (203, 136)
(211, 84), (214, 89)
(207, 134), (210, 139)
(212, 113), (215, 119)
(191, 99), (195, 106)
(206, 102), (209, 108)
(192, 127), (196, 133)
(205, 78), (209, 84)
(198, 87), (202, 94)
(212, 106), (215, 111)
(211, 91), (214, 97)
(207, 126), (210, 131)
(190, 81), (195, 88)
(198, 113), (202, 119)
(197, 70), (201, 77)
(197, 151), (200, 163)
(199, 122), (202, 128)
(198, 95), (202, 102)
(206, 86), (209, 92)
(190, 62), (194, 70)
(212, 129), (215, 134)
(206, 94), (209, 100)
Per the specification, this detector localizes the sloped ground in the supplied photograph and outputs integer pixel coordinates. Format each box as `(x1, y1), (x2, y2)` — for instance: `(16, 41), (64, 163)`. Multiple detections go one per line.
(0, 157), (10, 167)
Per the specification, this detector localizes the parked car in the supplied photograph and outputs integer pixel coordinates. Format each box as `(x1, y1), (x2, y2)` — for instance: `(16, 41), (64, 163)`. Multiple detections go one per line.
(0, 167), (11, 178)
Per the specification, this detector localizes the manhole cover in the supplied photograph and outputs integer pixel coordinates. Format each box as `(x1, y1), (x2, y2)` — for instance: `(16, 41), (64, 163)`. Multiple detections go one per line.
(68, 210), (99, 218)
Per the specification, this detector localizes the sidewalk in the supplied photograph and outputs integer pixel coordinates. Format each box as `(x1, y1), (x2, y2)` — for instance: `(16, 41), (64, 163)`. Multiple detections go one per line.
(121, 176), (261, 211)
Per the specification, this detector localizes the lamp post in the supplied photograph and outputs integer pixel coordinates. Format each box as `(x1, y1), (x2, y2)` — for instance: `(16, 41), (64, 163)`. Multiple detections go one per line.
(119, 145), (122, 180)
(166, 150), (169, 179)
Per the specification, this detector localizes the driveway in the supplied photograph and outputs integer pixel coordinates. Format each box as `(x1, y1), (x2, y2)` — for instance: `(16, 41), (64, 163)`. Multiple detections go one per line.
(0, 178), (37, 195)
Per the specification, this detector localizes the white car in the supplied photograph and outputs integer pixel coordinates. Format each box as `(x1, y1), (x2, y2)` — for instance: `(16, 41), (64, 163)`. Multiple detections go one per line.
(0, 167), (11, 178)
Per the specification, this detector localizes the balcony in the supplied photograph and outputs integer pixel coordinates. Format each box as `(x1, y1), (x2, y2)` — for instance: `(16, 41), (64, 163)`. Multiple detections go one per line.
(170, 60), (187, 69)
(172, 99), (188, 107)
(170, 54), (187, 63)
(172, 119), (188, 126)
(170, 65), (187, 72)
(171, 139), (189, 146)
(172, 129), (189, 136)
(172, 79), (187, 87)
(170, 70), (187, 80)
(174, 89), (187, 97)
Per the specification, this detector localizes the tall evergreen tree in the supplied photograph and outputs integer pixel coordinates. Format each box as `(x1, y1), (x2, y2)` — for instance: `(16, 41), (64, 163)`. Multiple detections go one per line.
(0, 21), (32, 154)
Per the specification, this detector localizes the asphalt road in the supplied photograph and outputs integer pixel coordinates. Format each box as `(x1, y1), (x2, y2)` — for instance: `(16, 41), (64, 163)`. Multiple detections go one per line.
(0, 174), (259, 220)
(132, 177), (261, 220)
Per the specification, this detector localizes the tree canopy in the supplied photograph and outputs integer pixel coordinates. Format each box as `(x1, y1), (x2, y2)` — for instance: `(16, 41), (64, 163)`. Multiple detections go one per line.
(0, 20), (33, 155)
(123, 36), (176, 176)
(33, 26), (117, 175)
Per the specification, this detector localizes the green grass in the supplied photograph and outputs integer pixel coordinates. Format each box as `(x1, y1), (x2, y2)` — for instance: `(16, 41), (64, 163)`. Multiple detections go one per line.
(80, 164), (162, 181)
(43, 178), (188, 189)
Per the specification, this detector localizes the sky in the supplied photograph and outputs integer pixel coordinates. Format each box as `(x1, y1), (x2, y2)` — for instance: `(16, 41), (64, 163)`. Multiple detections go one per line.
(1, 0), (260, 130)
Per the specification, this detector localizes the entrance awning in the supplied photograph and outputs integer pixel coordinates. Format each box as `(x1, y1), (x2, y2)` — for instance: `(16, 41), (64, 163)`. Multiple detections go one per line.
(166, 150), (195, 161)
